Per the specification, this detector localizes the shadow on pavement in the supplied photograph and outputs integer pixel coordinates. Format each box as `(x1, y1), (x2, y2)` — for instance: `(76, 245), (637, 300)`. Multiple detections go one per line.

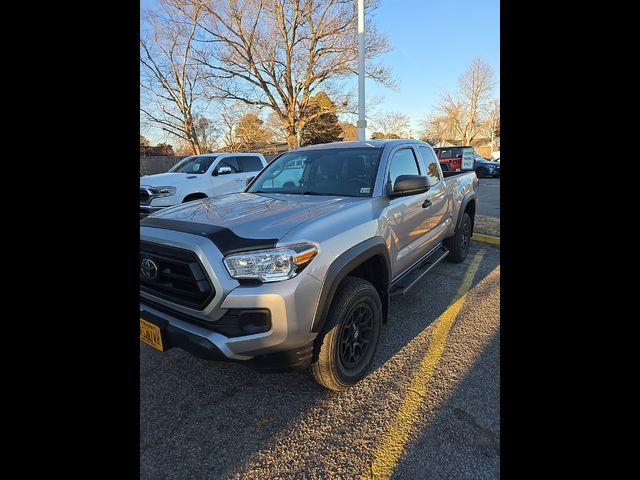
(392, 331), (500, 479)
(139, 241), (500, 479)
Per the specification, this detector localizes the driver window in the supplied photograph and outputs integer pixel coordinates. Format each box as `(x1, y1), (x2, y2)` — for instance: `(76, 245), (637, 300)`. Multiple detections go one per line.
(388, 148), (420, 186)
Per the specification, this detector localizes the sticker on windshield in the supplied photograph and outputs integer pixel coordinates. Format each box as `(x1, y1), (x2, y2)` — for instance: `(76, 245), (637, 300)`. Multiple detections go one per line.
(360, 187), (371, 194)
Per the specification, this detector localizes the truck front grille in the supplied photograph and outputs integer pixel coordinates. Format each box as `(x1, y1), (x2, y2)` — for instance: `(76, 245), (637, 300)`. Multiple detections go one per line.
(140, 241), (215, 310)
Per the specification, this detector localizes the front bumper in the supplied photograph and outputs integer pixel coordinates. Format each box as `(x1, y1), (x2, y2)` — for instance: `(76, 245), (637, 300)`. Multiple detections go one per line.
(139, 226), (322, 369)
(140, 308), (315, 371)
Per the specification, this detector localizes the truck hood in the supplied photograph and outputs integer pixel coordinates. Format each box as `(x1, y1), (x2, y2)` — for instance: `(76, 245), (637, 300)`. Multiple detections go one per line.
(140, 172), (201, 187)
(148, 192), (362, 240)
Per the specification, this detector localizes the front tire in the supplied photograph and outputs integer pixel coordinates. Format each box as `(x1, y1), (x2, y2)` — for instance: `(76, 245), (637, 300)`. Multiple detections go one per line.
(311, 277), (382, 391)
(444, 212), (472, 263)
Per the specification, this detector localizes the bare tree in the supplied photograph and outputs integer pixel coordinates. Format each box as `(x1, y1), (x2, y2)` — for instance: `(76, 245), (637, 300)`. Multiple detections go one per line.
(421, 58), (497, 146)
(219, 103), (241, 151)
(458, 58), (496, 145)
(264, 112), (289, 144)
(140, 2), (209, 154)
(420, 102), (462, 146)
(167, 0), (393, 148)
(174, 140), (194, 156)
(371, 111), (411, 138)
(482, 98), (500, 155)
(194, 115), (221, 152)
(218, 101), (251, 151)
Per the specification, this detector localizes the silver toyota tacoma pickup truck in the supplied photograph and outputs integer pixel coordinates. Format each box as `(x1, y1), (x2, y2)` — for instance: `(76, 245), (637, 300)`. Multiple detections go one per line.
(140, 140), (479, 390)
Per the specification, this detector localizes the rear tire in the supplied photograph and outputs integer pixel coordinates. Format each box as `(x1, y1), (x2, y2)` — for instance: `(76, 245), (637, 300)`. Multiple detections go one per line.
(444, 212), (472, 263)
(310, 276), (382, 391)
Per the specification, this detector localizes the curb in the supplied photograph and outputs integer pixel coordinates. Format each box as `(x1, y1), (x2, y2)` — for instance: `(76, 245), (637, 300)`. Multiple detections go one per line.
(472, 233), (500, 247)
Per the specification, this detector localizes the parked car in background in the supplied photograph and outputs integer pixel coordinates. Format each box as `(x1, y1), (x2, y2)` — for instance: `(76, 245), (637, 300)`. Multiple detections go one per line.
(433, 146), (474, 171)
(140, 153), (268, 218)
(473, 154), (500, 178)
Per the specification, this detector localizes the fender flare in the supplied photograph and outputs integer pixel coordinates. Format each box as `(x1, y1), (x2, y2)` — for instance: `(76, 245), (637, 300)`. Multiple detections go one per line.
(454, 192), (476, 232)
(182, 192), (208, 202)
(310, 237), (391, 333)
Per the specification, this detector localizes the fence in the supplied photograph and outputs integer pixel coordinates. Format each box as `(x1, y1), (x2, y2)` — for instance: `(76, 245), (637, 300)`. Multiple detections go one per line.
(140, 156), (187, 176)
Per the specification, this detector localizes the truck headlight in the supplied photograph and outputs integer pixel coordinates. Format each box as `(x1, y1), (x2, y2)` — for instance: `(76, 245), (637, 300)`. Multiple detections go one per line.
(223, 243), (318, 282)
(149, 186), (177, 197)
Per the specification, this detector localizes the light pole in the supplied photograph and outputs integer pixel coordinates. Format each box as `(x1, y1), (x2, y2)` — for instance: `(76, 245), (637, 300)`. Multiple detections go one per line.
(357, 0), (366, 141)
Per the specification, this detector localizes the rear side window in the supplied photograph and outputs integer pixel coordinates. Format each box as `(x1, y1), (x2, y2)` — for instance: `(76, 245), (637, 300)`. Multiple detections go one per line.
(418, 146), (441, 186)
(237, 156), (264, 172)
(214, 157), (240, 174)
(439, 148), (452, 159)
(388, 148), (420, 186)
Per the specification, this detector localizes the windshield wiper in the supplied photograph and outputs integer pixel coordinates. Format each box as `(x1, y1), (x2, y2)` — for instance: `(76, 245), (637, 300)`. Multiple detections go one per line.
(252, 190), (327, 195)
(301, 191), (326, 195)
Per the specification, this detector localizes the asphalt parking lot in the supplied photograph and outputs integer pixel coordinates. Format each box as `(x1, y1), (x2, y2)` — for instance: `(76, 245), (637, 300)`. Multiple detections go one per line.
(477, 178), (500, 218)
(140, 241), (500, 479)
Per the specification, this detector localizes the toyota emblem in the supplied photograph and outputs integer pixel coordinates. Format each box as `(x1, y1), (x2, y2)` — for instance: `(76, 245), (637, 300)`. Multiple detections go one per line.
(140, 258), (159, 281)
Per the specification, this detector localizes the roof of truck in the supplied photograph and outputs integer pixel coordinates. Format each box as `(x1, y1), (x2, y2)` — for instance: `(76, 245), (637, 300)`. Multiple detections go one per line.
(433, 146), (472, 150)
(295, 139), (430, 151)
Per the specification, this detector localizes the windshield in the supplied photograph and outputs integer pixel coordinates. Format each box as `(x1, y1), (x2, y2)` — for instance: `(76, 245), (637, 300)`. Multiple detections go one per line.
(169, 155), (217, 174)
(247, 147), (383, 197)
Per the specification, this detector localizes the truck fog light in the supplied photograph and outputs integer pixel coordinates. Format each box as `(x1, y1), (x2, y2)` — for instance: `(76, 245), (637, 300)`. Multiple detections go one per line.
(238, 310), (271, 334)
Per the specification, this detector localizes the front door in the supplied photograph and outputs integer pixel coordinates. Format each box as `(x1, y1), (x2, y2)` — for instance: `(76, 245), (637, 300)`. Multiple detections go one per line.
(211, 156), (244, 196)
(385, 146), (433, 276)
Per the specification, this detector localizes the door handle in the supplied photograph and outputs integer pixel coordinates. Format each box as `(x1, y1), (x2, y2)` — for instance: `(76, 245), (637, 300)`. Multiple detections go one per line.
(422, 199), (432, 208)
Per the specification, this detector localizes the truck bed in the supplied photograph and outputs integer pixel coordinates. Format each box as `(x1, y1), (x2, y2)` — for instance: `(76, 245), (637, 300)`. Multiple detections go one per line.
(442, 170), (474, 179)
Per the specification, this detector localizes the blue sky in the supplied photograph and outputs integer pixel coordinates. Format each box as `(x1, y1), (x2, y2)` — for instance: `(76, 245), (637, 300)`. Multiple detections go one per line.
(367, 0), (500, 132)
(141, 0), (499, 142)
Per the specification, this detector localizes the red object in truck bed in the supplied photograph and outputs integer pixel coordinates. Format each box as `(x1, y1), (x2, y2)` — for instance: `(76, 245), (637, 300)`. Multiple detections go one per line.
(433, 146), (469, 171)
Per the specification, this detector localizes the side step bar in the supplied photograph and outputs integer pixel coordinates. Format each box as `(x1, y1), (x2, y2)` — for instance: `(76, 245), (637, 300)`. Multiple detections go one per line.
(389, 244), (449, 297)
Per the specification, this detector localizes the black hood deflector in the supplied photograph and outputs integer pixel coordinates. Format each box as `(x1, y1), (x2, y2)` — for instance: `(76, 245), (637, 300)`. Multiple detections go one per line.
(140, 217), (278, 255)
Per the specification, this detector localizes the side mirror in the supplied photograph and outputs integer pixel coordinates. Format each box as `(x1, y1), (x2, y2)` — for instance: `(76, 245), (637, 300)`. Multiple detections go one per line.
(388, 175), (430, 197)
(246, 175), (255, 186)
(215, 166), (233, 176)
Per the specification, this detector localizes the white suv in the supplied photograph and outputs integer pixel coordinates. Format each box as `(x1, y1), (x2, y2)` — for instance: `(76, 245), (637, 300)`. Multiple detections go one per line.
(140, 153), (267, 218)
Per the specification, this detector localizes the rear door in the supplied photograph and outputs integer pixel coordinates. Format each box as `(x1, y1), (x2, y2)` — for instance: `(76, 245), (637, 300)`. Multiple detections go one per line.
(211, 156), (242, 196)
(417, 146), (450, 245)
(385, 146), (433, 276)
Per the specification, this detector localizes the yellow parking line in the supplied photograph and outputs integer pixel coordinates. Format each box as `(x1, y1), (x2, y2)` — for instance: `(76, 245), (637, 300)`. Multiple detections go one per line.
(365, 249), (486, 480)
